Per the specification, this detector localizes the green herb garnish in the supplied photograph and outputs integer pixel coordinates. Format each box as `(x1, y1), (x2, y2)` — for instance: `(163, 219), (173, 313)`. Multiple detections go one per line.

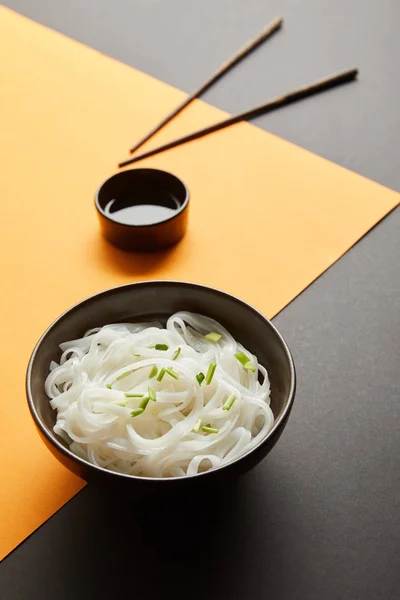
(111, 399), (128, 407)
(117, 370), (133, 381)
(192, 418), (202, 433)
(155, 344), (169, 351)
(149, 365), (158, 378)
(196, 372), (205, 385)
(244, 362), (256, 372)
(172, 347), (181, 360)
(165, 367), (179, 380)
(201, 425), (219, 434)
(148, 386), (156, 401)
(234, 351), (250, 366)
(204, 332), (222, 343)
(130, 408), (144, 417)
(157, 368), (166, 382)
(222, 394), (236, 411)
(205, 362), (216, 385)
(234, 351), (255, 372)
(106, 384), (112, 389)
(139, 396), (150, 410)
(124, 392), (144, 398)
(157, 367), (179, 381)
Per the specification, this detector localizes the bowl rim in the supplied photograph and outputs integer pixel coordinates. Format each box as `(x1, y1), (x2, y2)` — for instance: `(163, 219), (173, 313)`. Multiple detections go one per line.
(94, 168), (190, 229)
(26, 280), (296, 482)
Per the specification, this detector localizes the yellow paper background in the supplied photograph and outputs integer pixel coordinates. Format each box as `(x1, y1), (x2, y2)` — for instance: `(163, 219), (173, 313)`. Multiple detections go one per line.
(0, 7), (398, 559)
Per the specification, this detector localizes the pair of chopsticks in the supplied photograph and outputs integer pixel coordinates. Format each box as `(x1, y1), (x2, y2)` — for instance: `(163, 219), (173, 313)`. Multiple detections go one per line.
(119, 17), (358, 168)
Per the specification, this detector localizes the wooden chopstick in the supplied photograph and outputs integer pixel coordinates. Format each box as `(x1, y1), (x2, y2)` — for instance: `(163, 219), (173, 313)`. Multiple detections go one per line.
(118, 67), (358, 168)
(128, 16), (283, 155)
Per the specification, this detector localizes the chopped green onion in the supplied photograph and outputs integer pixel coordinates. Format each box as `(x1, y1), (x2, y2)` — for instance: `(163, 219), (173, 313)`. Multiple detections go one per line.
(149, 365), (158, 378)
(222, 394), (236, 411)
(106, 384), (112, 390)
(124, 392), (144, 398)
(235, 351), (255, 372)
(130, 408), (144, 417)
(155, 344), (169, 351)
(117, 370), (133, 381)
(157, 367), (179, 381)
(132, 354), (140, 357)
(205, 332), (222, 343)
(244, 362), (256, 372)
(201, 426), (219, 434)
(139, 396), (150, 410)
(234, 351), (250, 366)
(111, 399), (128, 407)
(148, 386), (156, 401)
(165, 367), (179, 380)
(172, 347), (181, 360)
(196, 372), (205, 385)
(192, 418), (202, 433)
(157, 367), (166, 382)
(205, 362), (216, 385)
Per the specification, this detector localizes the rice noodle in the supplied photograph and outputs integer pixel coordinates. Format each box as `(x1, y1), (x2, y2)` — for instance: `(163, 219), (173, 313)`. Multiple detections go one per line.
(45, 312), (273, 477)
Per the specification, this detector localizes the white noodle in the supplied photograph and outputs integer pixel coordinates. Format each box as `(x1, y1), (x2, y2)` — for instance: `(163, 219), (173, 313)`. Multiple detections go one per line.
(45, 312), (273, 478)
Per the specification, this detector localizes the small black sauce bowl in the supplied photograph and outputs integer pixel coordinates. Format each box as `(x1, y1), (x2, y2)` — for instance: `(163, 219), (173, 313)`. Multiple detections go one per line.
(95, 169), (189, 252)
(26, 281), (296, 494)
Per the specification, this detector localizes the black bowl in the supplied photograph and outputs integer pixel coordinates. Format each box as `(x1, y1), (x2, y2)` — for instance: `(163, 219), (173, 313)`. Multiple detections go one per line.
(95, 169), (189, 252)
(26, 281), (296, 491)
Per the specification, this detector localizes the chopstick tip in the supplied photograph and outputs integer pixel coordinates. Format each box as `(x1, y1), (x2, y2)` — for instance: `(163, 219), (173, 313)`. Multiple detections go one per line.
(272, 16), (284, 29)
(346, 66), (359, 80)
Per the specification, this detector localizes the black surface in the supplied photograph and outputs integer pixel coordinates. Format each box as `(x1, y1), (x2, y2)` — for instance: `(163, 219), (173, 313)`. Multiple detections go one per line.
(1, 1), (399, 599)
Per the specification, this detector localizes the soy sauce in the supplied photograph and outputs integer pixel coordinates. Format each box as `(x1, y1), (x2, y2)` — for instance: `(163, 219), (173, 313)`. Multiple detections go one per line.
(104, 195), (180, 226)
